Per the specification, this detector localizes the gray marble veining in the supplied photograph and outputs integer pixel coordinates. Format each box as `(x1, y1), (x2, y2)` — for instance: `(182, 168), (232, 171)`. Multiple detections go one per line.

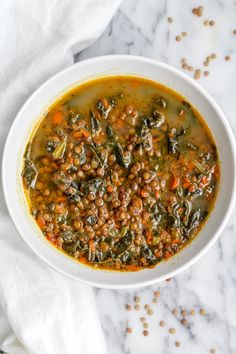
(75, 1), (236, 353)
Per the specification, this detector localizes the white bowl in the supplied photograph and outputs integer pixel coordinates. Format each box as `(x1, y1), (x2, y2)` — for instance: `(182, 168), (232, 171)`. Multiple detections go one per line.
(2, 55), (236, 289)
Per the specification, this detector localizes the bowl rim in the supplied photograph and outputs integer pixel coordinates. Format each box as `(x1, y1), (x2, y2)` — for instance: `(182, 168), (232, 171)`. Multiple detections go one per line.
(2, 54), (236, 289)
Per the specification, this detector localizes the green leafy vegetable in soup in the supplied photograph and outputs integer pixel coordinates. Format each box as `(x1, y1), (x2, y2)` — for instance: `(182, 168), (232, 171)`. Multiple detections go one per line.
(22, 76), (220, 271)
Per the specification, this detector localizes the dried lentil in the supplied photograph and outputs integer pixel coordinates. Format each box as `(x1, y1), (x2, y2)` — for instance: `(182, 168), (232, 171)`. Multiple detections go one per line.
(192, 6), (204, 17)
(154, 291), (161, 298)
(126, 327), (132, 334)
(169, 327), (176, 334)
(194, 69), (201, 80)
(204, 20), (210, 26)
(190, 309), (196, 316)
(143, 330), (149, 336)
(181, 318), (188, 326)
(199, 308), (207, 315)
(172, 308), (178, 316)
(175, 341), (181, 347)
(125, 304), (132, 311)
(159, 320), (165, 327)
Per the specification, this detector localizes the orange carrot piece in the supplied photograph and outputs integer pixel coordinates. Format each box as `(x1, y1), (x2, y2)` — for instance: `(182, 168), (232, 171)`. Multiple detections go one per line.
(154, 250), (162, 258)
(154, 190), (159, 199)
(107, 185), (114, 193)
(172, 239), (180, 245)
(89, 240), (96, 251)
(201, 176), (208, 184)
(188, 184), (196, 192)
(36, 215), (45, 229)
(187, 161), (195, 170)
(147, 231), (152, 244)
(170, 176), (179, 190)
(183, 181), (191, 189)
(125, 264), (140, 271)
(52, 111), (63, 125)
(140, 189), (149, 198)
(56, 196), (67, 203)
(74, 128), (90, 138)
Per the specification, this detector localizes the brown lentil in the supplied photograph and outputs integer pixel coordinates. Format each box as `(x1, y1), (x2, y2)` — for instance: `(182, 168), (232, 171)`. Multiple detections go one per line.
(167, 17), (173, 23)
(176, 35), (181, 42)
(194, 69), (201, 80)
(125, 304), (132, 311)
(147, 309), (153, 316)
(143, 330), (149, 336)
(204, 71), (209, 77)
(143, 322), (149, 329)
(181, 318), (188, 326)
(134, 296), (141, 303)
(204, 20), (210, 26)
(172, 308), (178, 316)
(97, 167), (105, 176)
(154, 291), (161, 298)
(225, 55), (231, 61)
(134, 304), (141, 311)
(190, 309), (196, 316)
(192, 6), (204, 17)
(159, 320), (165, 327)
(175, 341), (181, 347)
(199, 308), (207, 316)
(210, 349), (216, 354)
(169, 327), (176, 334)
(126, 327), (132, 334)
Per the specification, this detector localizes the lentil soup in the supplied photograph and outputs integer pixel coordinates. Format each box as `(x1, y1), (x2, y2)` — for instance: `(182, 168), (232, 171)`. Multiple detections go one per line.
(22, 76), (220, 271)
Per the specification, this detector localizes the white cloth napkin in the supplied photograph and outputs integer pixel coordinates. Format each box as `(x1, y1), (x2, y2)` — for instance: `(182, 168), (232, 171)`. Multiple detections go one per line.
(0, 1), (121, 353)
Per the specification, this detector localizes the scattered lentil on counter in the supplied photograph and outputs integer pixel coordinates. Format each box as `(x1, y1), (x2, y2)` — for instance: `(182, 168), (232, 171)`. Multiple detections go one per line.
(192, 6), (204, 17)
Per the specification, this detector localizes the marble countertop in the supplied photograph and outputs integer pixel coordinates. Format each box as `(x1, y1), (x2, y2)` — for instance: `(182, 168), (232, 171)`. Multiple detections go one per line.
(75, 1), (236, 353)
